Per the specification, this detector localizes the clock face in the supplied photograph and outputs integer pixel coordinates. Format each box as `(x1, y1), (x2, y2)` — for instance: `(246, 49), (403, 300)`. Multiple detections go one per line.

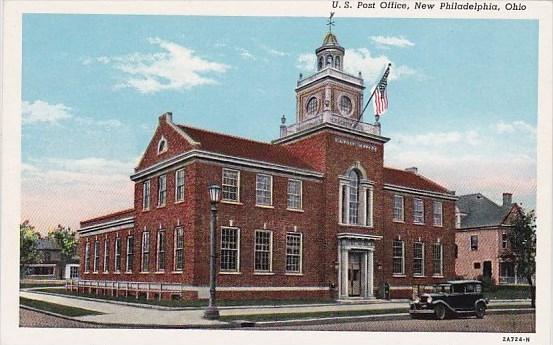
(339, 95), (353, 116)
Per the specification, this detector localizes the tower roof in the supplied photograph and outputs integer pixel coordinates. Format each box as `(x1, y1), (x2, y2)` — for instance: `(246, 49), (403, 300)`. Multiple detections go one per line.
(322, 32), (339, 46)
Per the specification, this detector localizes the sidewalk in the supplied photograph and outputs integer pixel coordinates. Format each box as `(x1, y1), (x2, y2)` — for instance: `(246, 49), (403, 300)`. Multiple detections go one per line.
(19, 290), (532, 328)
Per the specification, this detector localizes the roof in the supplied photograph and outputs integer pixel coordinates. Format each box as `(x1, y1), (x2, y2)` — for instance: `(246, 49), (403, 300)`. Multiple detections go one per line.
(383, 167), (451, 194)
(36, 238), (60, 251)
(80, 208), (135, 227)
(178, 125), (315, 171)
(457, 193), (514, 228)
(322, 32), (339, 46)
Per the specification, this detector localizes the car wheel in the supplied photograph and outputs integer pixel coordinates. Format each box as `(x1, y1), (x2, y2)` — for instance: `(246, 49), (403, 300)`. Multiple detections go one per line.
(434, 304), (446, 320)
(475, 302), (486, 319)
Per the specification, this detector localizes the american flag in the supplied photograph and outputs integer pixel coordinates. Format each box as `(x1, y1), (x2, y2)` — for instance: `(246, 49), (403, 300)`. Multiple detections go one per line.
(373, 64), (391, 116)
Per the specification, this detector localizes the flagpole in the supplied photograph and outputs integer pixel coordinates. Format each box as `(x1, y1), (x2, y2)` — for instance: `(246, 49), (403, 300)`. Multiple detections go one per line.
(359, 63), (391, 120)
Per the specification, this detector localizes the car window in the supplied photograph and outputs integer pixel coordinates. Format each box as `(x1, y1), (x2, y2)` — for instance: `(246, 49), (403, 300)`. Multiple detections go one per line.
(452, 284), (464, 293)
(465, 284), (476, 293)
(475, 284), (482, 293)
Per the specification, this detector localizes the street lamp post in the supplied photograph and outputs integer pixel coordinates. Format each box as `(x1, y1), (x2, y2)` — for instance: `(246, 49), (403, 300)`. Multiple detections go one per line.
(204, 184), (221, 320)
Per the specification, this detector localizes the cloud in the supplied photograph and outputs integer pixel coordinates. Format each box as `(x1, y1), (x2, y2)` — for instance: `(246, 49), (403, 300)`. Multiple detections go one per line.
(98, 37), (230, 94)
(75, 117), (123, 129)
(296, 53), (316, 72)
(392, 130), (482, 147)
(22, 100), (73, 124)
(236, 48), (256, 60)
(370, 35), (415, 48)
(494, 120), (536, 136)
(22, 157), (135, 233)
(261, 45), (289, 57)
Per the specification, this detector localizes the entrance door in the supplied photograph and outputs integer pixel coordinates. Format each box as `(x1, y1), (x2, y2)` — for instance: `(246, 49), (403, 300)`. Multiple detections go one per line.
(483, 261), (492, 278)
(348, 252), (362, 297)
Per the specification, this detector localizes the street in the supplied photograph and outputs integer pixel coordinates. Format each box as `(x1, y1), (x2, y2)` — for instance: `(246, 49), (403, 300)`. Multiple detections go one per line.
(20, 308), (105, 328)
(256, 312), (535, 333)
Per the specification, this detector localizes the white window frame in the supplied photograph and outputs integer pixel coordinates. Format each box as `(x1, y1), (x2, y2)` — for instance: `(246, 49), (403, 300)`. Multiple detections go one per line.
(175, 169), (185, 202)
(255, 174), (273, 206)
(84, 241), (90, 273)
(157, 136), (168, 154)
(143, 180), (151, 211)
(413, 242), (425, 276)
(392, 240), (405, 276)
(220, 227), (240, 273)
(174, 227), (184, 271)
(114, 237), (121, 272)
(414, 198), (425, 224)
(254, 230), (273, 272)
(158, 175), (167, 207)
(433, 201), (443, 227)
(365, 185), (374, 227)
(126, 236), (134, 272)
(141, 232), (150, 272)
(287, 179), (303, 210)
(470, 235), (479, 251)
(502, 232), (508, 249)
(339, 174), (373, 227)
(222, 168), (240, 202)
(93, 240), (100, 273)
(433, 243), (443, 276)
(156, 230), (166, 272)
(393, 195), (404, 222)
(103, 239), (109, 273)
(285, 233), (303, 274)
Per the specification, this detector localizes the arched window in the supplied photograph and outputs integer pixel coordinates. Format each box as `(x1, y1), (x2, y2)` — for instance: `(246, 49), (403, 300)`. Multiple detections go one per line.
(306, 97), (318, 117)
(335, 56), (341, 69)
(326, 55), (333, 66)
(348, 170), (360, 224)
(340, 96), (352, 115)
(157, 136), (168, 154)
(318, 57), (323, 71)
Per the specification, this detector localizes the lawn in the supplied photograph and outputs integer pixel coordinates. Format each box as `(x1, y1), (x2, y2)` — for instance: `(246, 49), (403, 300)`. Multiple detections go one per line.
(20, 282), (66, 289)
(20, 297), (103, 317)
(220, 308), (407, 322)
(33, 288), (333, 308)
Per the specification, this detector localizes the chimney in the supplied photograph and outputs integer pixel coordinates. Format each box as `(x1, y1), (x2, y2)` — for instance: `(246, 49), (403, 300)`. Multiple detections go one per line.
(405, 167), (418, 174)
(159, 112), (173, 124)
(503, 192), (513, 207)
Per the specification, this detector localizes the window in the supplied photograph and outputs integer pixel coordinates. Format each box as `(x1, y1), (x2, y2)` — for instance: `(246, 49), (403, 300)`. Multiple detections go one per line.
(141, 232), (150, 272)
(470, 235), (479, 251)
(255, 174), (272, 206)
(433, 201), (443, 226)
(158, 175), (167, 207)
(365, 186), (374, 227)
(433, 243), (443, 276)
(335, 56), (341, 69)
(254, 230), (272, 272)
(413, 242), (424, 276)
(70, 266), (79, 278)
(222, 169), (240, 202)
(174, 227), (184, 271)
(93, 241), (100, 272)
(286, 233), (302, 273)
(414, 198), (425, 224)
(318, 57), (323, 70)
(221, 228), (240, 272)
(156, 230), (166, 271)
(175, 169), (185, 202)
(339, 96), (352, 115)
(157, 136), (167, 154)
(392, 240), (405, 275)
(84, 242), (90, 272)
(393, 195), (404, 222)
(306, 97), (318, 116)
(126, 236), (134, 272)
(114, 238), (121, 272)
(474, 262), (481, 269)
(502, 233), (508, 249)
(287, 179), (302, 210)
(326, 55), (333, 66)
(103, 240), (109, 273)
(143, 180), (151, 210)
(348, 170), (360, 224)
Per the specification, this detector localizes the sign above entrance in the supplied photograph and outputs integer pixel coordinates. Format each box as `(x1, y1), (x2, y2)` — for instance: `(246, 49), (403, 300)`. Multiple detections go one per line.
(334, 136), (378, 152)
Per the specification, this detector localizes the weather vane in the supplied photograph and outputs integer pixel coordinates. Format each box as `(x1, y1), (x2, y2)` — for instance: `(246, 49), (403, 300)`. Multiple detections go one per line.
(327, 12), (335, 32)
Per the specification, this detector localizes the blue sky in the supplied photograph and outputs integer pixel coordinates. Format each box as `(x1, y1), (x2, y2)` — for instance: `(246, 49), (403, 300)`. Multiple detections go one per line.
(21, 14), (538, 232)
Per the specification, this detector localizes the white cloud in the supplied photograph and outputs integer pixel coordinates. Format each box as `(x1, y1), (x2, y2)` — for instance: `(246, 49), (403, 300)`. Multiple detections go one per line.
(236, 48), (256, 60)
(22, 100), (73, 124)
(75, 117), (123, 129)
(296, 53), (316, 72)
(370, 35), (415, 48)
(99, 37), (230, 94)
(344, 48), (416, 83)
(261, 45), (289, 56)
(494, 120), (536, 136)
(393, 130), (482, 147)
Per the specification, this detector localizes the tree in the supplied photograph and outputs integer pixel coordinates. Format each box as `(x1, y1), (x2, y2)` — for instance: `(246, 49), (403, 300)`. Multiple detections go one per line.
(48, 225), (78, 279)
(20, 221), (41, 277)
(509, 209), (536, 307)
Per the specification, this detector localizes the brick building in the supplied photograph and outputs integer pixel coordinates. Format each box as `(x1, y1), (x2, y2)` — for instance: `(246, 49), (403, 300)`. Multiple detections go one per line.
(455, 192), (526, 285)
(76, 30), (457, 300)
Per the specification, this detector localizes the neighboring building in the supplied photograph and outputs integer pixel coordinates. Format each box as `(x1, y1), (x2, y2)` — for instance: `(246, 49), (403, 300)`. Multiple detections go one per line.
(455, 192), (526, 285)
(24, 238), (80, 280)
(76, 29), (457, 301)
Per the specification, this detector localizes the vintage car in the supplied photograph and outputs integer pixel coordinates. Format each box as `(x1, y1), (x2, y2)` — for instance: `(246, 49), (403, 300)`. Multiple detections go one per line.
(409, 280), (489, 320)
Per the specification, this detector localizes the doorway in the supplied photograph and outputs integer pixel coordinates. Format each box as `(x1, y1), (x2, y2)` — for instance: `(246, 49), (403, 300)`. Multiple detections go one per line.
(483, 261), (492, 278)
(348, 252), (362, 296)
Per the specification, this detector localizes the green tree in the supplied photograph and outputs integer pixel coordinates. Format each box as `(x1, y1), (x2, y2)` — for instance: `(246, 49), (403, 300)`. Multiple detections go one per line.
(509, 209), (536, 307)
(20, 221), (41, 277)
(48, 225), (78, 279)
